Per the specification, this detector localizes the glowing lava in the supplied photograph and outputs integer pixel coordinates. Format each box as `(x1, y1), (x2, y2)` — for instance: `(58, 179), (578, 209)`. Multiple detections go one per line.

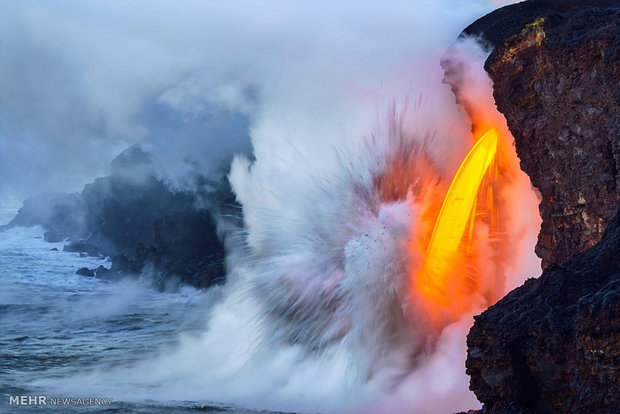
(414, 129), (499, 321)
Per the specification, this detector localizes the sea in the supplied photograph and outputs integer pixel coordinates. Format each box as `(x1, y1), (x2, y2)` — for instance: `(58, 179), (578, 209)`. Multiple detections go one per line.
(0, 212), (279, 414)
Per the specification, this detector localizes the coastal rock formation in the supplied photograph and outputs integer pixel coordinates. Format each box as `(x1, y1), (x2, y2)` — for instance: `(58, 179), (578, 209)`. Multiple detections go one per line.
(4, 144), (236, 289)
(76, 267), (95, 277)
(1, 192), (87, 242)
(484, 3), (620, 268)
(466, 206), (619, 413)
(462, 0), (620, 50)
(460, 2), (620, 413)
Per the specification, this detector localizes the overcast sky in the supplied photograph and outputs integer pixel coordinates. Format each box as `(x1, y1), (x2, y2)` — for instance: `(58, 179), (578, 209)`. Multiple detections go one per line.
(0, 0), (512, 214)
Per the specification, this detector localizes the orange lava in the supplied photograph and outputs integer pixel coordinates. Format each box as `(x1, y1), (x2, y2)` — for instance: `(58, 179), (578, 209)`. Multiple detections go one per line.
(413, 129), (499, 322)
(373, 96), (533, 330)
(405, 117), (523, 329)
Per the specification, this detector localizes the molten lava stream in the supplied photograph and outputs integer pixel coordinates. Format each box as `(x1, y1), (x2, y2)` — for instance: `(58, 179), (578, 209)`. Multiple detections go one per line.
(413, 129), (499, 325)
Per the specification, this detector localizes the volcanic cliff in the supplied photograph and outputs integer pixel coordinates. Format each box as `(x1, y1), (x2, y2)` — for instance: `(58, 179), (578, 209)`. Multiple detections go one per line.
(458, 1), (620, 413)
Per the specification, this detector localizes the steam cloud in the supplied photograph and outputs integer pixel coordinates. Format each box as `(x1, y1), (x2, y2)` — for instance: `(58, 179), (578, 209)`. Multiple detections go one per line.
(2, 0), (498, 210)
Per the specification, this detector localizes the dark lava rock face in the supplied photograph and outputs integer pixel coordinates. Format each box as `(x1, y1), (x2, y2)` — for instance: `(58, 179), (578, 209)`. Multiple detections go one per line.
(466, 206), (619, 414)
(76, 267), (95, 277)
(107, 209), (227, 289)
(460, 2), (620, 413)
(484, 3), (620, 268)
(5, 144), (237, 289)
(462, 0), (620, 50)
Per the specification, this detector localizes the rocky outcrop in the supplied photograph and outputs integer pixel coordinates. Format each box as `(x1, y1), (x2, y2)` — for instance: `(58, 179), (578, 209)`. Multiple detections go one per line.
(76, 145), (198, 257)
(483, 3), (620, 268)
(459, 2), (620, 413)
(76, 267), (95, 277)
(466, 206), (619, 414)
(2, 192), (87, 242)
(4, 144), (237, 289)
(105, 209), (227, 289)
(462, 0), (620, 50)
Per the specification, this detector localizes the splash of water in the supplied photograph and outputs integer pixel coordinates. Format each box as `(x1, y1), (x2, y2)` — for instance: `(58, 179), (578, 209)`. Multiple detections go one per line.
(39, 37), (541, 414)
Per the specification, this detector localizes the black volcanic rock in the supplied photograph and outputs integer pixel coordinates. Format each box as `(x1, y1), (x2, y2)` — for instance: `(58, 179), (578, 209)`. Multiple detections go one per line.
(483, 3), (620, 268)
(78, 144), (197, 257)
(63, 240), (102, 257)
(461, 0), (620, 49)
(466, 206), (619, 413)
(457, 2), (620, 413)
(94, 265), (111, 278)
(151, 210), (226, 288)
(5, 144), (235, 289)
(76, 267), (95, 277)
(78, 146), (233, 288)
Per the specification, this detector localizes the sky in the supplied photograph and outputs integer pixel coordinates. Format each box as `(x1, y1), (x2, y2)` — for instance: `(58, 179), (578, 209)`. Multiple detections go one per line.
(0, 0), (511, 214)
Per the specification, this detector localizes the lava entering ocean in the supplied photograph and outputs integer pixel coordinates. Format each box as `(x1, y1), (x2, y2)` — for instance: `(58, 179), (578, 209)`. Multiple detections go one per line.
(39, 36), (542, 414)
(414, 128), (499, 322)
(376, 106), (532, 336)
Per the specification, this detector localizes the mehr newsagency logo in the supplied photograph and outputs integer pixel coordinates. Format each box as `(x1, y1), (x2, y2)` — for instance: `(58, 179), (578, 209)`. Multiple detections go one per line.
(9, 395), (113, 406)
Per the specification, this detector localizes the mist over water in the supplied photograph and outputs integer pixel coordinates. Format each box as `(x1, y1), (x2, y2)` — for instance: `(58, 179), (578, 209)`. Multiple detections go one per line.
(0, 1), (541, 413)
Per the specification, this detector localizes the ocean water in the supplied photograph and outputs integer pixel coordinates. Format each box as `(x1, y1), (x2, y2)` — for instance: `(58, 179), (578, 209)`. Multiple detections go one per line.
(0, 224), (276, 413)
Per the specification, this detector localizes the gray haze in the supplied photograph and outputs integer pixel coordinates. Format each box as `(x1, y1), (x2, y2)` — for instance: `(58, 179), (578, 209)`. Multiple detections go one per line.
(0, 0), (500, 216)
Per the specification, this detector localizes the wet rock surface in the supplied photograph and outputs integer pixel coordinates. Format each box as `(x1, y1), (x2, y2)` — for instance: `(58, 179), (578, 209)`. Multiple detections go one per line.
(76, 267), (95, 277)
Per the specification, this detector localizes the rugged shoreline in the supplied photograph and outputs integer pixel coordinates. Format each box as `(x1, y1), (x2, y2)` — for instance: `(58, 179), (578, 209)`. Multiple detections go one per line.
(458, 1), (619, 412)
(2, 144), (238, 289)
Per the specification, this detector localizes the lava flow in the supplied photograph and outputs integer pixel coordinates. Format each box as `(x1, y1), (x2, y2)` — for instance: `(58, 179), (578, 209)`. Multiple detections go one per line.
(417, 129), (498, 309)
(409, 127), (509, 327)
